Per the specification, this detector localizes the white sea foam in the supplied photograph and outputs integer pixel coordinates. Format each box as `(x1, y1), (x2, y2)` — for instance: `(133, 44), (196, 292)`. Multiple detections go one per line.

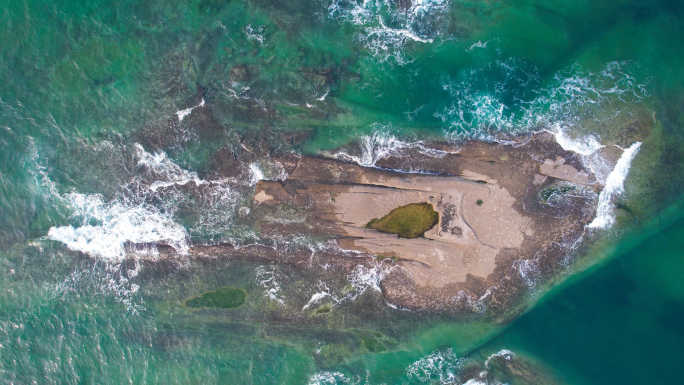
(437, 61), (648, 141)
(465, 39), (497, 52)
(549, 124), (604, 156)
(545, 123), (626, 190)
(302, 290), (333, 310)
(301, 263), (386, 310)
(53, 260), (145, 313)
(512, 258), (540, 289)
(249, 163), (266, 186)
(333, 130), (447, 167)
(377, 16), (433, 43)
(247, 160), (289, 187)
(322, 0), (448, 64)
(44, 142), (242, 259)
(337, 263), (386, 304)
(245, 25), (266, 45)
(175, 98), (205, 122)
(588, 142), (642, 229)
(333, 131), (410, 166)
(462, 380), (503, 385)
(47, 193), (189, 260)
(484, 349), (515, 368)
(307, 371), (352, 385)
(134, 144), (206, 192)
(255, 265), (285, 305)
(136, 144), (240, 242)
(406, 348), (464, 384)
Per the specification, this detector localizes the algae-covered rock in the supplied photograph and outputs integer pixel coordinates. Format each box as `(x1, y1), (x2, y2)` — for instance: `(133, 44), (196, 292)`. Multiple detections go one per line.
(184, 287), (246, 309)
(360, 335), (387, 353)
(366, 202), (439, 239)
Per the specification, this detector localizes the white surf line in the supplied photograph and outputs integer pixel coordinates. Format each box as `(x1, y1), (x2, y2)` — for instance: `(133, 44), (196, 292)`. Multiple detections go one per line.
(378, 17), (434, 43)
(302, 291), (333, 310)
(588, 141), (642, 229)
(547, 125), (604, 156)
(484, 349), (515, 368)
(175, 98), (205, 122)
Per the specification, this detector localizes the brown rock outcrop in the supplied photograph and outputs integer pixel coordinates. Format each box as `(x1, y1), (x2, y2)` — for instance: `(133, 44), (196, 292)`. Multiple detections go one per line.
(249, 133), (599, 312)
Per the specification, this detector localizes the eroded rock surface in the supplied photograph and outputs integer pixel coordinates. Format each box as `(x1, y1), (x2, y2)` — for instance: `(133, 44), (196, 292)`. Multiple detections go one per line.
(248, 133), (599, 312)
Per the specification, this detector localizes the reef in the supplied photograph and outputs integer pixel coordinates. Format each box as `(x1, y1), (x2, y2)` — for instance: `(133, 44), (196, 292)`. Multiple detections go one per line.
(184, 287), (246, 309)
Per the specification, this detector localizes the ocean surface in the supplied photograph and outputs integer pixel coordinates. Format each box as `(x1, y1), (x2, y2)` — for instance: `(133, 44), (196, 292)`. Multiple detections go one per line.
(1, 0), (683, 383)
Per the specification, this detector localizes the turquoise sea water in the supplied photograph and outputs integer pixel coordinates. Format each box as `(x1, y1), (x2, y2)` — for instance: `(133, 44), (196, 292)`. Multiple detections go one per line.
(1, 0), (684, 383)
(488, 210), (684, 384)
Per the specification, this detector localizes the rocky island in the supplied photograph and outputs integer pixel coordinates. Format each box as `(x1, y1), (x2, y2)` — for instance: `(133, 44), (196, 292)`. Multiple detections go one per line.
(187, 132), (614, 315)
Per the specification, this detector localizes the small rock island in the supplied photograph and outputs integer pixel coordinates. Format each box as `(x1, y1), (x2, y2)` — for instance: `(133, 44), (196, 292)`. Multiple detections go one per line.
(243, 133), (602, 313)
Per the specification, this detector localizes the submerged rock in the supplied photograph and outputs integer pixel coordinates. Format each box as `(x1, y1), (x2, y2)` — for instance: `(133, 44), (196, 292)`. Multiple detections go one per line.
(184, 287), (247, 309)
(230, 64), (251, 82)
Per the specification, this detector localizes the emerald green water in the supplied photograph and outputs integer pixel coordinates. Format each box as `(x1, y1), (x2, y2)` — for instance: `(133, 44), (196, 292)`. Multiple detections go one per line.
(486, 206), (684, 384)
(1, 0), (683, 383)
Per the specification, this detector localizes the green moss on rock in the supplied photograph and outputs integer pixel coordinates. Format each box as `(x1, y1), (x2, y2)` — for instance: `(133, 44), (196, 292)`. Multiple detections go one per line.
(360, 336), (387, 353)
(365, 202), (439, 239)
(184, 287), (246, 309)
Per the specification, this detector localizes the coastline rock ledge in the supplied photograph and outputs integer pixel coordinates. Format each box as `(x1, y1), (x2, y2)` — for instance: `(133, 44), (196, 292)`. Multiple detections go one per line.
(249, 133), (601, 313)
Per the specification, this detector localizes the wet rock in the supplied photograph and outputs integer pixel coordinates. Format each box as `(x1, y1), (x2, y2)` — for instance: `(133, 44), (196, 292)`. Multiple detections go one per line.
(141, 133), (603, 317)
(280, 129), (313, 147)
(487, 353), (560, 385)
(209, 147), (249, 179)
(184, 287), (247, 309)
(298, 67), (336, 87)
(249, 133), (598, 313)
(230, 64), (251, 82)
(136, 117), (185, 151)
(539, 157), (589, 185)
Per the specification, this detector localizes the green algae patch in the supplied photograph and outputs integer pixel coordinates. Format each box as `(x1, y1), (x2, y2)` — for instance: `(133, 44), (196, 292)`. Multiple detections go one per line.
(360, 336), (387, 353)
(184, 287), (246, 309)
(366, 202), (439, 239)
(314, 304), (332, 315)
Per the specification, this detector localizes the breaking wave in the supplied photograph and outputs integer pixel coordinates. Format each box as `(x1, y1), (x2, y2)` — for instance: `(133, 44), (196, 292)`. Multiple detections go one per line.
(549, 124), (604, 156)
(47, 193), (189, 260)
(307, 371), (354, 385)
(437, 60), (648, 141)
(333, 61), (647, 183)
(44, 142), (242, 260)
(404, 348), (516, 385)
(484, 349), (515, 368)
(588, 142), (642, 228)
(332, 130), (447, 167)
(175, 98), (205, 122)
(406, 348), (465, 384)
